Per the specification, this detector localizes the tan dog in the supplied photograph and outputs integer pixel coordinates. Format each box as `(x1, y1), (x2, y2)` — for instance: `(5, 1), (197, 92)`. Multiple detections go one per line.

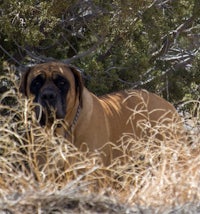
(20, 61), (184, 165)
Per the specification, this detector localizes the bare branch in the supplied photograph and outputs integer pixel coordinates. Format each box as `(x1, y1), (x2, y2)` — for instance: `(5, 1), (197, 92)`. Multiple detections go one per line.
(0, 45), (21, 66)
(62, 38), (104, 64)
(150, 17), (195, 62)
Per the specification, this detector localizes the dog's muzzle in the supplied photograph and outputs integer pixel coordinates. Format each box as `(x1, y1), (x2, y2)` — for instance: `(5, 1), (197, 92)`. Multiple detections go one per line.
(35, 87), (61, 126)
(40, 88), (57, 108)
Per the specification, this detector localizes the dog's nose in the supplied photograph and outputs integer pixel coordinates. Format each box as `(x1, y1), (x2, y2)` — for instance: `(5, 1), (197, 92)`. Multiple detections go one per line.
(41, 89), (57, 104)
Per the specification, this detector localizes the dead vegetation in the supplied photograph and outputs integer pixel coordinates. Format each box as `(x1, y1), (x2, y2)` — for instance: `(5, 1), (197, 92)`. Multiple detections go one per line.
(0, 70), (199, 213)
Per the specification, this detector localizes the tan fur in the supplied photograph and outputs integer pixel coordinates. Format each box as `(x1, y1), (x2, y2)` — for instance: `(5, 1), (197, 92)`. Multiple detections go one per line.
(20, 62), (185, 166)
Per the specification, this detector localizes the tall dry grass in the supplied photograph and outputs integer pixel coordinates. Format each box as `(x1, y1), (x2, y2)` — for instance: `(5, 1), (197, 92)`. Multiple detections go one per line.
(0, 67), (199, 213)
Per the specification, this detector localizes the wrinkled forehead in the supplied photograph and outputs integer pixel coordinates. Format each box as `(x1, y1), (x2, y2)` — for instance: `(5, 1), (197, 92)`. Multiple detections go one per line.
(28, 62), (74, 81)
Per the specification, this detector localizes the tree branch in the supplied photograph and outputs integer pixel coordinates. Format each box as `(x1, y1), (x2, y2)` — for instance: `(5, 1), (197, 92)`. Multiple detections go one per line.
(62, 38), (104, 64)
(150, 16), (195, 62)
(0, 45), (21, 66)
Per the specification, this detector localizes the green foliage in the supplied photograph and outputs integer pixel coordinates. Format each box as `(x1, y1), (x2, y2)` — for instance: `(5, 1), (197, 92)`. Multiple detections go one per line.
(0, 0), (200, 105)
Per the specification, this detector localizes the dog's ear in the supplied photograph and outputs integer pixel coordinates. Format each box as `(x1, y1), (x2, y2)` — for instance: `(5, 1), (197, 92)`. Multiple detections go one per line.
(19, 67), (31, 96)
(69, 66), (84, 107)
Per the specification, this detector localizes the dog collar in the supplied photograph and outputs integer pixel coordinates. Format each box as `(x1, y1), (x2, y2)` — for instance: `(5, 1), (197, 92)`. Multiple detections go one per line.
(59, 104), (81, 140)
(56, 104), (81, 131)
(70, 104), (81, 131)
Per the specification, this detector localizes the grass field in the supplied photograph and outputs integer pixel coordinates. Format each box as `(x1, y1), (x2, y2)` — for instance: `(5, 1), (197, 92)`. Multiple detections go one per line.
(0, 71), (199, 213)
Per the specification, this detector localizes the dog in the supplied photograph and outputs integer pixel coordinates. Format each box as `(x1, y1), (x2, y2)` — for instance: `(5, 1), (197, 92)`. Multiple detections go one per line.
(20, 61), (184, 165)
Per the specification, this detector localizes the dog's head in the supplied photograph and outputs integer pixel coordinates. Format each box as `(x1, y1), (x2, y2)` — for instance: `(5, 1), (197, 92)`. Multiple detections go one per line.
(20, 61), (83, 126)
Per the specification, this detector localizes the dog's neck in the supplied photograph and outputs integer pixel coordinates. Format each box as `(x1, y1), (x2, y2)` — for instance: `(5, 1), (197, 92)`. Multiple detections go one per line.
(52, 92), (81, 139)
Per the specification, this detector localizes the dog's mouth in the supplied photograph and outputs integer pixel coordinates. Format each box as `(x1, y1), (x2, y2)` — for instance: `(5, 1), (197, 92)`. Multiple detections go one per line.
(45, 106), (56, 125)
(35, 103), (66, 126)
(35, 105), (55, 126)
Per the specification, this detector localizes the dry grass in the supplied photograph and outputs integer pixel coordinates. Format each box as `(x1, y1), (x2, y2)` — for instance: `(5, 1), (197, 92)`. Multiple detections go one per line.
(0, 68), (199, 213)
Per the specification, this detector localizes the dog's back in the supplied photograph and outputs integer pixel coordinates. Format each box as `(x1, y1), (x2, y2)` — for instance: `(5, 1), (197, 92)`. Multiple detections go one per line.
(95, 89), (185, 164)
(99, 89), (182, 139)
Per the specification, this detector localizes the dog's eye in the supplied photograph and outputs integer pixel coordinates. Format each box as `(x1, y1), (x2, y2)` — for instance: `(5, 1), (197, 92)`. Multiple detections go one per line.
(57, 80), (65, 87)
(30, 75), (44, 94)
(54, 76), (69, 90)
